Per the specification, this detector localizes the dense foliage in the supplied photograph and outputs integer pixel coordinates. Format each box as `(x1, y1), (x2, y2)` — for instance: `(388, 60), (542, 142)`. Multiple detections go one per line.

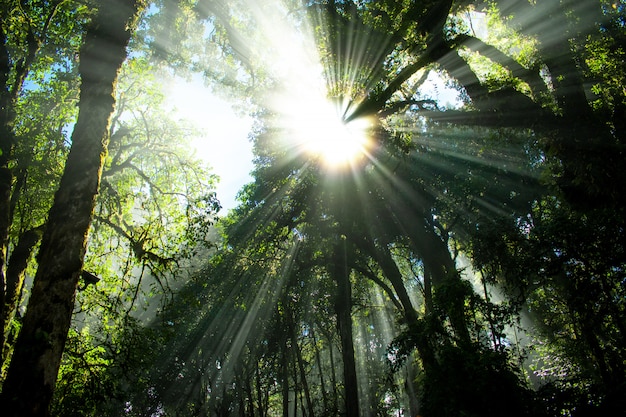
(1, 1), (625, 417)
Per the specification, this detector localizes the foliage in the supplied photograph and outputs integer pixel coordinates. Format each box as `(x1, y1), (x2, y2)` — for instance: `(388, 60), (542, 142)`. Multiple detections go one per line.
(52, 319), (158, 417)
(1, 0), (90, 377)
(2, 1), (626, 416)
(46, 54), (220, 415)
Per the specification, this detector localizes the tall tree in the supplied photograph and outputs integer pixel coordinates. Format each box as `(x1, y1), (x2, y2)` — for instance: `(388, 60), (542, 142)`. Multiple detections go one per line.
(0, 0), (89, 364)
(50, 56), (220, 416)
(1, 0), (619, 415)
(0, 1), (146, 415)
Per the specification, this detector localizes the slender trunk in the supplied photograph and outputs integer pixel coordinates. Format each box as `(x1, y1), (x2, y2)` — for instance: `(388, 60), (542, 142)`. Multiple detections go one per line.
(405, 361), (420, 417)
(238, 372), (247, 417)
(311, 327), (329, 412)
(2, 227), (43, 363)
(299, 387), (306, 417)
(281, 335), (290, 417)
(3, 227), (43, 318)
(332, 243), (359, 417)
(291, 321), (314, 417)
(0, 10), (44, 363)
(236, 367), (250, 417)
(0, 166), (9, 363)
(481, 273), (500, 348)
(409, 219), (472, 346)
(0, 2), (144, 415)
(363, 237), (419, 325)
(0, 166), (34, 358)
(292, 355), (299, 417)
(423, 267), (433, 314)
(255, 365), (265, 417)
(0, 31), (15, 370)
(326, 329), (339, 415)
(245, 371), (254, 417)
(7, 156), (31, 228)
(369, 237), (439, 374)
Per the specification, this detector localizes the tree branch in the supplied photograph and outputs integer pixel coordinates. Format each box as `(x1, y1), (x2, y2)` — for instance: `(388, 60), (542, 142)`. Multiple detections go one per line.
(94, 215), (176, 269)
(379, 99), (438, 117)
(454, 34), (548, 98)
(351, 263), (404, 312)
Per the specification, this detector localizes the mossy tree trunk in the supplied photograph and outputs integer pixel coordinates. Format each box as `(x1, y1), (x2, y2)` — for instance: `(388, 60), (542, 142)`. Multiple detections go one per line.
(0, 16), (30, 365)
(0, 1), (145, 415)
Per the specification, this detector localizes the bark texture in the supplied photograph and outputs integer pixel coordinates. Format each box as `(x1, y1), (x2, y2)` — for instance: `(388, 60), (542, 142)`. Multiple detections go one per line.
(0, 20), (17, 364)
(0, 1), (145, 415)
(332, 243), (360, 417)
(2, 227), (43, 333)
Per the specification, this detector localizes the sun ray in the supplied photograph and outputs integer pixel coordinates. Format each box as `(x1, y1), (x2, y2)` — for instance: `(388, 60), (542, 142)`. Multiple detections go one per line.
(251, 4), (386, 171)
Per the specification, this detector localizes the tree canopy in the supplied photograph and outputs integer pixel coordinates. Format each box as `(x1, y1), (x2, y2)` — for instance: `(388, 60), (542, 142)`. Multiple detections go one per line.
(1, 1), (625, 416)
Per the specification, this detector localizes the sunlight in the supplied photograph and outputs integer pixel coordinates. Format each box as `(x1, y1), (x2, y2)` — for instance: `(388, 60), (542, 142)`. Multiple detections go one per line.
(289, 93), (372, 168)
(166, 75), (254, 210)
(252, 5), (373, 170)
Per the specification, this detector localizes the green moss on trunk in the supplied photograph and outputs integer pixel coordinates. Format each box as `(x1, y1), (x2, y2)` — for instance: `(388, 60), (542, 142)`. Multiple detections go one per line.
(0, 1), (146, 416)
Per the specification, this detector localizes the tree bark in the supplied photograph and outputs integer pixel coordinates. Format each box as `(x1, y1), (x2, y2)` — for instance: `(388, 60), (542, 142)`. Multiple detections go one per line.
(409, 219), (472, 346)
(332, 241), (360, 417)
(292, 354), (299, 417)
(0, 4), (48, 361)
(355, 233), (439, 376)
(2, 227), (43, 357)
(0, 1), (145, 415)
(281, 332), (290, 417)
(311, 327), (329, 412)
(323, 326), (339, 415)
(355, 236), (419, 325)
(290, 318), (314, 417)
(0, 24), (17, 367)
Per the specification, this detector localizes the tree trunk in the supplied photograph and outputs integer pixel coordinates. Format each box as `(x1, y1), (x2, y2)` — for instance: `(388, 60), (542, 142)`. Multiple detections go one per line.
(332, 242), (360, 417)
(291, 320), (314, 417)
(0, 8), (44, 364)
(0, 29), (16, 369)
(311, 327), (329, 412)
(359, 236), (419, 325)
(3, 228), (43, 317)
(325, 328), (339, 415)
(0, 1), (145, 415)
(244, 370), (254, 417)
(408, 218), (472, 346)
(255, 365), (266, 417)
(404, 360), (420, 417)
(361, 234), (438, 375)
(2, 227), (43, 363)
(292, 355), (299, 417)
(423, 266), (433, 314)
(281, 334), (290, 417)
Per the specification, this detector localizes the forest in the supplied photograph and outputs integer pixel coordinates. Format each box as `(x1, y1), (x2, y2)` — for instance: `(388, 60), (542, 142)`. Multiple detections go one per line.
(1, 0), (625, 416)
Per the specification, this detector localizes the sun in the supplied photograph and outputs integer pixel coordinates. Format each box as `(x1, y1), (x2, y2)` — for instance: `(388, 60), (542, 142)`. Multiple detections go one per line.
(286, 93), (372, 168)
(260, 11), (372, 169)
(307, 116), (369, 166)
(302, 101), (370, 167)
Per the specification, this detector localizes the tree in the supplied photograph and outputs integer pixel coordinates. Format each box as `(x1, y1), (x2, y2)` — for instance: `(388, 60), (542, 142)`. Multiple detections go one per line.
(0, 1), (146, 415)
(192, 1), (625, 415)
(50, 55), (220, 416)
(1, 0), (623, 415)
(0, 0), (90, 366)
